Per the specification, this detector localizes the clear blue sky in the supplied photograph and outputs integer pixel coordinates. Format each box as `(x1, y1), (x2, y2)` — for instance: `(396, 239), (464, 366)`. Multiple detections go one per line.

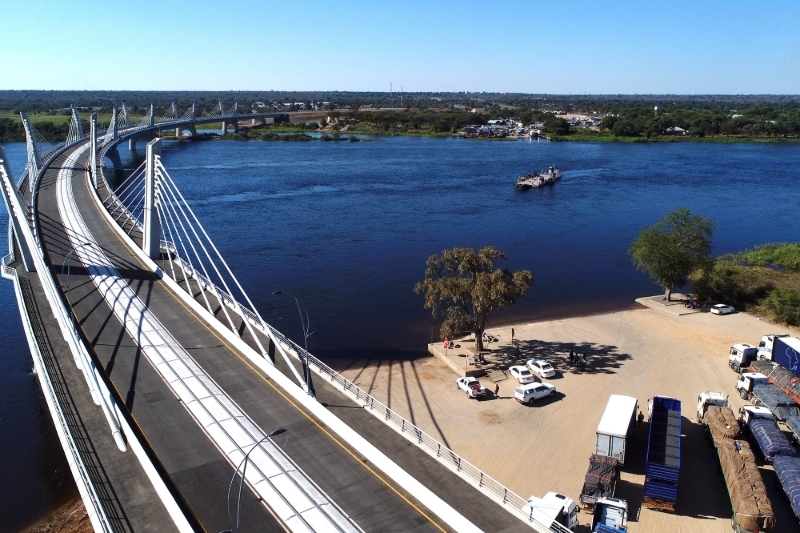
(1, 0), (798, 93)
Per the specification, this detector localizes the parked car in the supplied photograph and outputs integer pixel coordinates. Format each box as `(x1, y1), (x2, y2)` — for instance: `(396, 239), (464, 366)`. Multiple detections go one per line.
(710, 304), (735, 315)
(456, 377), (486, 398)
(514, 382), (556, 404)
(509, 365), (535, 384)
(527, 359), (556, 378)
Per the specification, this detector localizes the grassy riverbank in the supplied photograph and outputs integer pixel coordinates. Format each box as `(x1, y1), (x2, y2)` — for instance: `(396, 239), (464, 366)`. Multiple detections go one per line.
(693, 243), (800, 325)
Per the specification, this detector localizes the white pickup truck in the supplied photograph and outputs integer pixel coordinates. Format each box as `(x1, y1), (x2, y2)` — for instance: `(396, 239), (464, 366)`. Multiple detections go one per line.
(456, 377), (486, 399)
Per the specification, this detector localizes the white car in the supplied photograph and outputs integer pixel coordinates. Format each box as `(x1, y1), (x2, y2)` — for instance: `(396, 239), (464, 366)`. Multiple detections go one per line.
(514, 382), (556, 404)
(509, 365), (535, 384)
(710, 304), (735, 315)
(527, 359), (556, 378)
(456, 377), (486, 398)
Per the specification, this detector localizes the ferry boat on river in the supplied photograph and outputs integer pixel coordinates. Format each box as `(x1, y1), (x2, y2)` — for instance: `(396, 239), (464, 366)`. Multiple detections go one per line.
(515, 166), (562, 189)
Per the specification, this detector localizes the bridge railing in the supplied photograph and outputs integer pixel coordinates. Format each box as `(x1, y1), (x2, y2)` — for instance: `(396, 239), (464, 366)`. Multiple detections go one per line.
(2, 227), (114, 533)
(158, 247), (556, 531)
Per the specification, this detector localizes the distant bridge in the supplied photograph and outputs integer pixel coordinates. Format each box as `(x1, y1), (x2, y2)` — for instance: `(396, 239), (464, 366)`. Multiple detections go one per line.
(0, 105), (559, 533)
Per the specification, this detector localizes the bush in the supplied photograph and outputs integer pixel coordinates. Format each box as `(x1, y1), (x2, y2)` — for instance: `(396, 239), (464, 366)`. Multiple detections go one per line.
(760, 288), (800, 325)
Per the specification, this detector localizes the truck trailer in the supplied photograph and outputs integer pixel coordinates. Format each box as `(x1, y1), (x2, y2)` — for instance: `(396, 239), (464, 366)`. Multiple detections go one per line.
(773, 336), (800, 377)
(700, 403), (776, 532)
(643, 396), (681, 512)
(579, 454), (620, 513)
(772, 455), (800, 524)
(717, 438), (777, 532)
(740, 405), (798, 462)
(757, 334), (791, 360)
(752, 384), (800, 421)
(595, 395), (638, 465)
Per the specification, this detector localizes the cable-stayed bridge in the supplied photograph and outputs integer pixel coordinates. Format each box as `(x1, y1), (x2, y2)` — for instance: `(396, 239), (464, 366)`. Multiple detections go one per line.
(1, 105), (558, 533)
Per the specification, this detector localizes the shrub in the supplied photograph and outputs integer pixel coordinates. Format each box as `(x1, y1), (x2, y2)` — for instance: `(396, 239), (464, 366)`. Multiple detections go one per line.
(761, 288), (800, 326)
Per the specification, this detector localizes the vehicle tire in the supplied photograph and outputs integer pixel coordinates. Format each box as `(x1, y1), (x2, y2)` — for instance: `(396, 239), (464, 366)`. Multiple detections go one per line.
(549, 390), (555, 397)
(732, 364), (739, 373)
(739, 389), (748, 400)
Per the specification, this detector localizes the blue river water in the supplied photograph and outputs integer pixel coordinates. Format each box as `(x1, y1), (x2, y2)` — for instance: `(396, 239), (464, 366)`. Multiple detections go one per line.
(1, 136), (799, 528)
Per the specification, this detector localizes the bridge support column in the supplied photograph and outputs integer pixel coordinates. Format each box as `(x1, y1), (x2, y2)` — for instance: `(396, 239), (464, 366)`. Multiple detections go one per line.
(143, 139), (162, 259)
(128, 138), (136, 152)
(0, 147), (36, 272)
(90, 113), (98, 189)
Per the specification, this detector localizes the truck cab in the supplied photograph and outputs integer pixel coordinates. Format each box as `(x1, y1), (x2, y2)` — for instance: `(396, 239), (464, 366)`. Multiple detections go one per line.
(729, 343), (758, 373)
(739, 405), (774, 426)
(592, 497), (628, 532)
(735, 372), (769, 400)
(757, 334), (790, 360)
(522, 492), (579, 531)
(696, 391), (730, 423)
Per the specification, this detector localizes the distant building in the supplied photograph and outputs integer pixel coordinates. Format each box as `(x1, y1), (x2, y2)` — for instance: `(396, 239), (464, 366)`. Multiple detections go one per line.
(665, 126), (686, 135)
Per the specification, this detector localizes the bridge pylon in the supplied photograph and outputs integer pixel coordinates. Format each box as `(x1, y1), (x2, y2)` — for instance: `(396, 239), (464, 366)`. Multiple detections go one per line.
(121, 104), (130, 128)
(143, 138), (162, 259)
(20, 113), (42, 192)
(67, 106), (84, 144)
(90, 113), (98, 189)
(148, 104), (155, 127)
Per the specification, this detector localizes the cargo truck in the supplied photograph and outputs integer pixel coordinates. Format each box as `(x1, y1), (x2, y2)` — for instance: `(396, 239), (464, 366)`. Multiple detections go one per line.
(757, 334), (791, 360)
(643, 396), (681, 512)
(735, 372), (769, 401)
(700, 405), (776, 532)
(591, 497), (628, 533)
(772, 456), (800, 524)
(739, 405), (798, 462)
(699, 403), (776, 532)
(696, 391), (729, 423)
(521, 492), (579, 532)
(729, 343), (759, 373)
(772, 336), (800, 377)
(579, 454), (620, 513)
(595, 395), (638, 465)
(752, 384), (800, 421)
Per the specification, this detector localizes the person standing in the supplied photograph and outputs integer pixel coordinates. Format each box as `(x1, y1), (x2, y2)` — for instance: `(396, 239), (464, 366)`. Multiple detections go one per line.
(637, 410), (645, 427)
(495, 383), (500, 398)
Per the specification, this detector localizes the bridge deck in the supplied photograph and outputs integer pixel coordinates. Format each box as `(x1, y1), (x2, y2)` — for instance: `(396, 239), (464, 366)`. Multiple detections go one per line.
(37, 143), (470, 531)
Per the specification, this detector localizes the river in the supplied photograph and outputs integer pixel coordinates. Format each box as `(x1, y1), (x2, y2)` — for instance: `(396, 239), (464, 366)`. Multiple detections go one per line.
(1, 136), (799, 529)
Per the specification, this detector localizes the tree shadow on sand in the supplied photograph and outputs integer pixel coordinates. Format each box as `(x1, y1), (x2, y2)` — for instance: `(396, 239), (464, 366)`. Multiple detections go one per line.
(497, 339), (632, 376)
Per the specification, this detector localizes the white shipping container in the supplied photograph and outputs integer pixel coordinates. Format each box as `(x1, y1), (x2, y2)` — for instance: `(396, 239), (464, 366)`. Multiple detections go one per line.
(596, 395), (638, 464)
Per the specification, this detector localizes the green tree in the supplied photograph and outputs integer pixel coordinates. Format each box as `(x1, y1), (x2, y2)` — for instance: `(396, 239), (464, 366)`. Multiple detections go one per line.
(629, 208), (715, 301)
(414, 246), (533, 351)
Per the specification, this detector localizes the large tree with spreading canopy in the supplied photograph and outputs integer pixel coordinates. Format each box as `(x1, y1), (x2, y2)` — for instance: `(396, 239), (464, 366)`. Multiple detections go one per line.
(629, 207), (715, 301)
(414, 246), (533, 351)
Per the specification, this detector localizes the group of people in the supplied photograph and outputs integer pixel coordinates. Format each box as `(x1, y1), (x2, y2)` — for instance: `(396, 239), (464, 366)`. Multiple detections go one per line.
(569, 349), (587, 370)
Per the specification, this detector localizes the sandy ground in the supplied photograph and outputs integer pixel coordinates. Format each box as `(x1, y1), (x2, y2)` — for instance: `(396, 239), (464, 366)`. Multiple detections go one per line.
(22, 499), (90, 533)
(337, 302), (800, 533)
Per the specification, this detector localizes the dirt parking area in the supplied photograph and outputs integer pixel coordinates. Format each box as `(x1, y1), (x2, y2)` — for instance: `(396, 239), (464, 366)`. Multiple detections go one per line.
(337, 303), (800, 533)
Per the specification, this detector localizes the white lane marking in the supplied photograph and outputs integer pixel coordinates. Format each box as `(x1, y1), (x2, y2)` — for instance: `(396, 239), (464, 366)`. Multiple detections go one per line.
(56, 146), (360, 533)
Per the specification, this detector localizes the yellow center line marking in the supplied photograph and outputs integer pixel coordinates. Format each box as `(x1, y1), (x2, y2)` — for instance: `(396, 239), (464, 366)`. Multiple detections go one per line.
(82, 161), (448, 532)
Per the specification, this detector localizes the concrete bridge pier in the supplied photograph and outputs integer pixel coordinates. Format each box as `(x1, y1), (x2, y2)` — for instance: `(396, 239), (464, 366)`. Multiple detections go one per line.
(105, 148), (123, 181)
(176, 123), (197, 138)
(222, 119), (239, 134)
(128, 138), (137, 153)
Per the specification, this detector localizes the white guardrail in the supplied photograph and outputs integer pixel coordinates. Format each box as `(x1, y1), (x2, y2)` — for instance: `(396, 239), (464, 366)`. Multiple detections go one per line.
(2, 227), (112, 531)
